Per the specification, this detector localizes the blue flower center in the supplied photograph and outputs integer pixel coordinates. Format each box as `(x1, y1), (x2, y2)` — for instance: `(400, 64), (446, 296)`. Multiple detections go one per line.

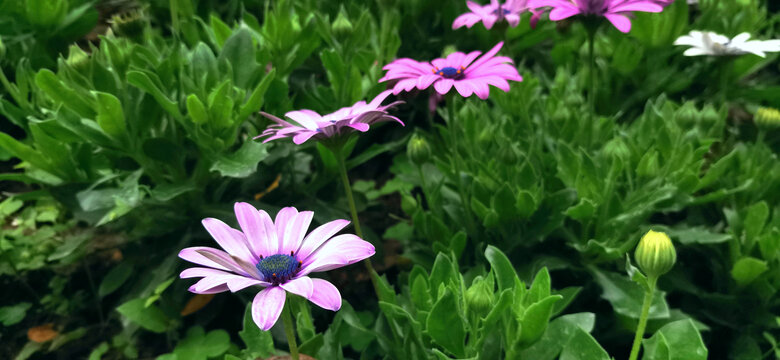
(492, 7), (510, 15)
(435, 66), (465, 79)
(256, 254), (301, 284)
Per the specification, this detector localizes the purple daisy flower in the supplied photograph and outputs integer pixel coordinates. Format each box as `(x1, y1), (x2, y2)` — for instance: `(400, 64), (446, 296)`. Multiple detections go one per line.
(258, 90), (404, 145)
(453, 0), (529, 30)
(379, 42), (522, 99)
(179, 203), (375, 330)
(526, 0), (666, 33)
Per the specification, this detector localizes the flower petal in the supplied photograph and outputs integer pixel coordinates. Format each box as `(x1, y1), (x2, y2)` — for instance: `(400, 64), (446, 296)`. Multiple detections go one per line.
(604, 13), (632, 33)
(296, 219), (351, 261)
(300, 234), (375, 275)
(309, 278), (342, 311)
(252, 286), (286, 331)
(281, 276), (314, 299)
(202, 218), (258, 263)
(235, 202), (274, 258)
(280, 211), (314, 255)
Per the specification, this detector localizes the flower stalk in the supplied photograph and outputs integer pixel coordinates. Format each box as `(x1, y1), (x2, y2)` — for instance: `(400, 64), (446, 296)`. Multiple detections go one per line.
(628, 275), (657, 360)
(281, 299), (300, 360)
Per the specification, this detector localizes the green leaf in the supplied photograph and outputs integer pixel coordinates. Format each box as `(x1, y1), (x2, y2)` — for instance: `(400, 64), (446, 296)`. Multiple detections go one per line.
(219, 28), (258, 89)
(35, 69), (95, 118)
(516, 295), (562, 347)
(94, 92), (126, 137)
(643, 319), (708, 360)
(116, 298), (170, 333)
(0, 132), (60, 179)
(484, 289), (513, 327)
(173, 326), (231, 360)
(127, 71), (182, 119)
(662, 226), (731, 245)
(98, 262), (133, 297)
(731, 257), (768, 287)
(429, 253), (456, 298)
(528, 267), (551, 303)
(238, 69), (276, 121)
(519, 313), (596, 360)
(210, 141), (269, 178)
(485, 245), (517, 292)
(87, 342), (109, 360)
(591, 269), (669, 319)
(426, 290), (466, 357)
(0, 302), (32, 326)
(559, 327), (610, 360)
(299, 333), (324, 356)
(238, 303), (274, 358)
(743, 201), (769, 245)
(186, 95), (208, 124)
(565, 198), (596, 221)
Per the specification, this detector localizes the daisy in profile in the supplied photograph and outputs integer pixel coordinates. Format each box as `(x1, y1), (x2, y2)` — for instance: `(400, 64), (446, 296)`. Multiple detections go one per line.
(179, 203), (375, 330)
(674, 31), (780, 58)
(453, 0), (530, 29)
(379, 42), (522, 99)
(526, 0), (666, 33)
(258, 90), (403, 145)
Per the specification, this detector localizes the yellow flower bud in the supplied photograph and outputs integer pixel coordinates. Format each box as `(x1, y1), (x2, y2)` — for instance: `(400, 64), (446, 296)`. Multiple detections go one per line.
(634, 230), (676, 278)
(755, 107), (780, 129)
(66, 45), (90, 73)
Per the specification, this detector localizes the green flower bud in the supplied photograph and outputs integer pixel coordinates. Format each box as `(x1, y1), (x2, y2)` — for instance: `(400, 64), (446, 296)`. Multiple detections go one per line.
(552, 106), (571, 123)
(634, 230), (676, 278)
(442, 45), (458, 57)
(66, 45), (90, 73)
(401, 193), (417, 214)
(331, 8), (353, 39)
(407, 133), (432, 165)
(25, 0), (67, 27)
(110, 10), (146, 40)
(603, 138), (630, 161)
(675, 102), (700, 124)
(700, 104), (720, 124)
(636, 150), (659, 177)
(755, 107), (780, 129)
(465, 276), (494, 317)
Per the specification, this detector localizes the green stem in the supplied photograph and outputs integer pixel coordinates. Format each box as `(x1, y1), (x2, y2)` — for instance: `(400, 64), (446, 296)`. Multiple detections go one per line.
(445, 98), (477, 236)
(281, 299), (299, 360)
(335, 147), (381, 296)
(170, 0), (180, 35)
(628, 276), (657, 360)
(587, 29), (596, 146)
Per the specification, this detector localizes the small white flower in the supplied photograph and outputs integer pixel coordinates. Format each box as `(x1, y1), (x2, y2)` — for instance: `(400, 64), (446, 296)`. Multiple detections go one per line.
(674, 31), (780, 58)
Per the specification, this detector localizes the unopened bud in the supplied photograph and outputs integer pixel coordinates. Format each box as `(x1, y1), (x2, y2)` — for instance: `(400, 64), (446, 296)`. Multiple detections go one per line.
(635, 230), (676, 278)
(401, 193), (417, 214)
(700, 104), (720, 124)
(636, 150), (659, 177)
(407, 133), (432, 165)
(675, 102), (700, 124)
(331, 8), (353, 38)
(110, 10), (146, 40)
(465, 276), (494, 317)
(603, 138), (630, 161)
(66, 45), (90, 72)
(755, 107), (780, 129)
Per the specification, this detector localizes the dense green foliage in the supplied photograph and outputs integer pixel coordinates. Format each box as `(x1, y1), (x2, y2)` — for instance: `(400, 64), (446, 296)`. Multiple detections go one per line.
(0, 0), (779, 359)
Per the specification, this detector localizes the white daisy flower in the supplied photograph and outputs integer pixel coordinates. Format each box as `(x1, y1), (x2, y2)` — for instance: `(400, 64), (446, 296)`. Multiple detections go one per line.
(674, 31), (780, 58)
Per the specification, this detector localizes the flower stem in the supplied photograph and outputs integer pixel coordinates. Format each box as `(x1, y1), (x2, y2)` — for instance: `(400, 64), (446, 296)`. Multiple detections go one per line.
(628, 276), (657, 360)
(587, 29), (596, 146)
(335, 147), (381, 297)
(281, 299), (299, 360)
(445, 97), (477, 236)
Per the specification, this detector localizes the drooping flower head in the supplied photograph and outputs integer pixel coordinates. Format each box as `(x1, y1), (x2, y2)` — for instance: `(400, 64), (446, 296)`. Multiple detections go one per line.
(453, 0), (529, 30)
(179, 203), (375, 330)
(526, 0), (666, 33)
(379, 42), (522, 99)
(258, 90), (404, 145)
(674, 31), (780, 58)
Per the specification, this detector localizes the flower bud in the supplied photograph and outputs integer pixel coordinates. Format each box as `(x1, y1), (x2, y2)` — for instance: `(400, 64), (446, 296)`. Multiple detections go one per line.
(26, 0), (67, 27)
(634, 230), (676, 278)
(66, 45), (90, 73)
(754, 107), (780, 129)
(603, 138), (630, 161)
(331, 8), (353, 39)
(465, 276), (494, 317)
(400, 193), (417, 215)
(675, 102), (700, 124)
(700, 104), (720, 124)
(110, 10), (146, 40)
(636, 150), (659, 177)
(407, 133), (431, 165)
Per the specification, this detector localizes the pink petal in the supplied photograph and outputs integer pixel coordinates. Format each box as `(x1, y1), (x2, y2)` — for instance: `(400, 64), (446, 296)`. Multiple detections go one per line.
(549, 7), (581, 21)
(467, 42), (505, 71)
(347, 123), (370, 132)
(188, 283), (229, 294)
(604, 13), (632, 33)
(285, 110), (321, 129)
(417, 74), (440, 90)
(293, 131), (319, 144)
(180, 246), (248, 276)
(281, 276), (314, 299)
(252, 286), (286, 331)
(201, 218), (258, 263)
(179, 247), (230, 271)
(274, 207), (298, 246)
(296, 219), (351, 260)
(309, 278), (342, 311)
(434, 79), (455, 95)
(454, 81), (475, 97)
(453, 13), (482, 29)
(609, 2), (663, 13)
(280, 211), (314, 255)
(235, 202), (274, 258)
(300, 234), (375, 275)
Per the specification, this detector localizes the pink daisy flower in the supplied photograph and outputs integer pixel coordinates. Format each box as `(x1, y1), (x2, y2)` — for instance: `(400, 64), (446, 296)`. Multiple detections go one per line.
(179, 203), (375, 330)
(453, 0), (529, 30)
(526, 0), (666, 33)
(258, 90), (404, 145)
(379, 42), (522, 100)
